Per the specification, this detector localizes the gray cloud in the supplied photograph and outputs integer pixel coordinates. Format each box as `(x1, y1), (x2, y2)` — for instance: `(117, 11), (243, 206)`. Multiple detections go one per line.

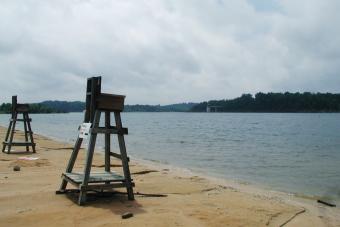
(0, 0), (339, 104)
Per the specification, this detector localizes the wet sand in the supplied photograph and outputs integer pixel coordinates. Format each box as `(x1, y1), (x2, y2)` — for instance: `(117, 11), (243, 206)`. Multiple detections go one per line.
(0, 126), (339, 226)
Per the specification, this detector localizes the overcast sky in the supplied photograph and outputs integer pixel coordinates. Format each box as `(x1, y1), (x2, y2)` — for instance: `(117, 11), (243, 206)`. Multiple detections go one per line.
(0, 0), (339, 104)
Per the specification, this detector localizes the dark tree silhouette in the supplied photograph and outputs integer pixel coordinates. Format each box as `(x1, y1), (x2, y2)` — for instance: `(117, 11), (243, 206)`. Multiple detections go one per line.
(190, 92), (340, 112)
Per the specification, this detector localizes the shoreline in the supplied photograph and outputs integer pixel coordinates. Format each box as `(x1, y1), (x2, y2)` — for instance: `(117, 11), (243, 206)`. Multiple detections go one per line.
(134, 156), (338, 210)
(1, 112), (339, 205)
(17, 124), (336, 205)
(0, 122), (303, 198)
(0, 126), (339, 226)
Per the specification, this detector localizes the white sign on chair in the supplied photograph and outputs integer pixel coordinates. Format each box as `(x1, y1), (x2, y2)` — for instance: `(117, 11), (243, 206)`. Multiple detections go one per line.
(78, 123), (92, 139)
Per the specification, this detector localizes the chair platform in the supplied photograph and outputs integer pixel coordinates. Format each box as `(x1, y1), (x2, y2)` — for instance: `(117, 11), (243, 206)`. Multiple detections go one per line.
(62, 171), (126, 184)
(59, 171), (134, 194)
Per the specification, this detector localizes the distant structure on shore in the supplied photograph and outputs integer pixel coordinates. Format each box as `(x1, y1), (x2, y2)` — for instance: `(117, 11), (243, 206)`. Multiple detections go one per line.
(206, 105), (222, 112)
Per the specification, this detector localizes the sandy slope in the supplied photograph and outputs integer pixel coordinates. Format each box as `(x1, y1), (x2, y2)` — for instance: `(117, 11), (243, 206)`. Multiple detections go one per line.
(0, 126), (339, 227)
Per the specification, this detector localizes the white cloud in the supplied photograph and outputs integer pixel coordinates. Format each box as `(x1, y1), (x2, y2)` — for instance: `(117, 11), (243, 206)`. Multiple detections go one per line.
(0, 0), (339, 104)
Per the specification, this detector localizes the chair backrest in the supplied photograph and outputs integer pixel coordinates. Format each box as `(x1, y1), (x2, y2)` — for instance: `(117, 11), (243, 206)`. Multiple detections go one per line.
(84, 77), (101, 123)
(84, 76), (126, 123)
(11, 96), (17, 118)
(11, 96), (29, 115)
(96, 93), (125, 112)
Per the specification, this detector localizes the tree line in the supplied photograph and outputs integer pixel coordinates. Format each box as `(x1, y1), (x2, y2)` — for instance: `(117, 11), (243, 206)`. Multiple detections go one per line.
(0, 102), (62, 114)
(190, 92), (340, 112)
(0, 101), (196, 113)
(1, 93), (339, 113)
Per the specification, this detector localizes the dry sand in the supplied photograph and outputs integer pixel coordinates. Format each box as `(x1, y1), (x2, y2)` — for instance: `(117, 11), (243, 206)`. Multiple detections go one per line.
(0, 126), (339, 227)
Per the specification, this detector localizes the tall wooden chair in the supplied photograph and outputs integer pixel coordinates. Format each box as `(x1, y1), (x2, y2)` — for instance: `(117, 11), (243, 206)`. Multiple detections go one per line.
(56, 77), (134, 205)
(2, 96), (36, 154)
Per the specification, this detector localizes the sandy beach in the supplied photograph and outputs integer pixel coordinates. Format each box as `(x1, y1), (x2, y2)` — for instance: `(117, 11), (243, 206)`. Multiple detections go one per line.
(0, 126), (339, 227)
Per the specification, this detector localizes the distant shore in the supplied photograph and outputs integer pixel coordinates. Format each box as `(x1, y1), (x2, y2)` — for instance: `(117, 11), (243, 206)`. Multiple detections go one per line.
(1, 92), (340, 114)
(0, 126), (339, 226)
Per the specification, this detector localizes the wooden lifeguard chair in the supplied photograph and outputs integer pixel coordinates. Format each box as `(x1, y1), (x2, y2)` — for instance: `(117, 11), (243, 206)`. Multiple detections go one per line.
(2, 96), (36, 154)
(56, 76), (134, 205)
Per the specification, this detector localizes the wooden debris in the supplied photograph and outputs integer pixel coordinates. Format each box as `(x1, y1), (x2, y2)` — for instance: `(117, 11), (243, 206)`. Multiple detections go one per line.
(280, 208), (306, 227)
(132, 170), (158, 175)
(136, 192), (167, 197)
(317, 199), (336, 207)
(121, 212), (133, 219)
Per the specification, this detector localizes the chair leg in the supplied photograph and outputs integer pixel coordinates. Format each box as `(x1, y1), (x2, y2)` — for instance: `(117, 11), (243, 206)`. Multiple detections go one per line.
(105, 111), (111, 172)
(7, 113), (17, 154)
(26, 113), (36, 153)
(78, 188), (87, 206)
(58, 137), (83, 193)
(79, 110), (101, 205)
(2, 121), (12, 153)
(23, 113), (29, 152)
(114, 112), (134, 200)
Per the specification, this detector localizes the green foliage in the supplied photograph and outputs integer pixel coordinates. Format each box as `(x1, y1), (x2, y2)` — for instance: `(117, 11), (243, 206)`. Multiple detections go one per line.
(190, 92), (340, 112)
(40, 101), (85, 112)
(0, 103), (11, 113)
(124, 103), (197, 112)
(0, 101), (85, 114)
(3, 92), (338, 114)
(0, 103), (58, 113)
(29, 103), (59, 113)
(0, 101), (197, 113)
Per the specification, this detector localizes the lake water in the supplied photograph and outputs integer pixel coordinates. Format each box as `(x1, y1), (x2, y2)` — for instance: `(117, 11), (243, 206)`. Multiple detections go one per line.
(1, 112), (339, 203)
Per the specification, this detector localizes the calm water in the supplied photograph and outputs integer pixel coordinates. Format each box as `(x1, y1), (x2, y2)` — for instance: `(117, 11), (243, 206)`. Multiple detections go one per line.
(1, 112), (340, 203)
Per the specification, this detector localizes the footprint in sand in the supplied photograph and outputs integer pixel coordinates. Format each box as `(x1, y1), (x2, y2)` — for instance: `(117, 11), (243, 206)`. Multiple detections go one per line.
(153, 208), (172, 214)
(9, 159), (50, 167)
